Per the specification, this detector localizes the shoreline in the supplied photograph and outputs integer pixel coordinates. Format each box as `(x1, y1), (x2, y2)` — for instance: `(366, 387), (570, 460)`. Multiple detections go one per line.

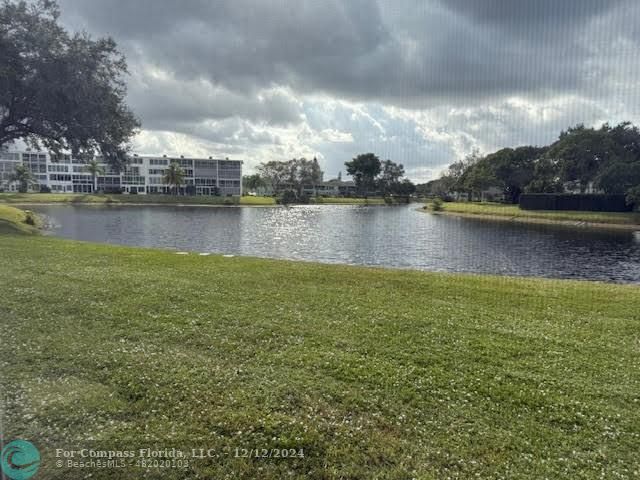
(420, 207), (640, 231)
(4, 201), (392, 208)
(5, 201), (280, 208)
(5, 230), (640, 286)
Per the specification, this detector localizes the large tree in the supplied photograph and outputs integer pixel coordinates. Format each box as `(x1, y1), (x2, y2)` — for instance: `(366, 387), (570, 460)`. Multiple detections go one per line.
(257, 161), (290, 195)
(291, 157), (323, 196)
(345, 153), (381, 196)
(525, 157), (563, 193)
(546, 124), (616, 192)
(595, 160), (640, 194)
(482, 146), (544, 203)
(462, 160), (497, 201)
(0, 0), (140, 170)
(257, 158), (324, 197)
(377, 160), (405, 194)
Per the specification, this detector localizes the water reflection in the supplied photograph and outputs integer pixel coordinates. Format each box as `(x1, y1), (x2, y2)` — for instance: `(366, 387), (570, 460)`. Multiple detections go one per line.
(33, 204), (640, 283)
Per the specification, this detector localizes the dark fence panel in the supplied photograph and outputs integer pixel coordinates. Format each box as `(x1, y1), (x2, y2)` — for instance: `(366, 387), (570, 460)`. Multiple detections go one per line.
(519, 194), (632, 212)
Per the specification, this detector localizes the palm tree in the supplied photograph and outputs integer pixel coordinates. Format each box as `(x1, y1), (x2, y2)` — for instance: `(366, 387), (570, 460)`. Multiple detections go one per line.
(10, 164), (35, 193)
(163, 161), (185, 195)
(86, 158), (105, 193)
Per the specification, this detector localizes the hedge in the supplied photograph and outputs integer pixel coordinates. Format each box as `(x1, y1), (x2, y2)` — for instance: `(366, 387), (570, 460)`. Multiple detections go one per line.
(519, 194), (633, 212)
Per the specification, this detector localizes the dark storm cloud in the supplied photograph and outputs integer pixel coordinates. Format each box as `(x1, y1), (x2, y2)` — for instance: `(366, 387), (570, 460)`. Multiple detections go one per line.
(441, 0), (625, 27)
(54, 0), (640, 177)
(58, 0), (636, 106)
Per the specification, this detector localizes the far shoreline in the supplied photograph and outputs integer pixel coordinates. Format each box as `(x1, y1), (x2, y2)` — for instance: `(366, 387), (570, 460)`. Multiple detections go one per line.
(420, 208), (640, 231)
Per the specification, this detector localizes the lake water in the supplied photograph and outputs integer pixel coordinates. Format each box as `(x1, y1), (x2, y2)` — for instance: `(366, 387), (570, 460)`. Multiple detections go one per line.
(32, 204), (640, 283)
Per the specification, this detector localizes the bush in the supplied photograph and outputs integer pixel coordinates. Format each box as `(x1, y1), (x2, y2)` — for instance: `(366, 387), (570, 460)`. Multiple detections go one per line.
(276, 190), (298, 205)
(24, 210), (36, 226)
(39, 185), (51, 193)
(297, 193), (310, 204)
(431, 197), (444, 211)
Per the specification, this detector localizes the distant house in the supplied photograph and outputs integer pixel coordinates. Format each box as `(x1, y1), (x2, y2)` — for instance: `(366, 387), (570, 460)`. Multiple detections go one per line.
(305, 179), (357, 197)
(562, 180), (602, 194)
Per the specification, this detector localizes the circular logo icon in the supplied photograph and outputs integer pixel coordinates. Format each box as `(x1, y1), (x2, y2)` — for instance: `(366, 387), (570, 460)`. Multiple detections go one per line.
(1, 440), (40, 480)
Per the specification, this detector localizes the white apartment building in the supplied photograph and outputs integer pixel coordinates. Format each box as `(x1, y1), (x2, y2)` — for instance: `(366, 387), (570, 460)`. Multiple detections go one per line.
(0, 151), (243, 196)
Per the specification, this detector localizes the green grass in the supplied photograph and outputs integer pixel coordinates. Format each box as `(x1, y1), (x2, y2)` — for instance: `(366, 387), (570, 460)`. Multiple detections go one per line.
(1, 233), (639, 479)
(0, 192), (277, 205)
(424, 201), (640, 225)
(0, 193), (395, 206)
(0, 203), (41, 234)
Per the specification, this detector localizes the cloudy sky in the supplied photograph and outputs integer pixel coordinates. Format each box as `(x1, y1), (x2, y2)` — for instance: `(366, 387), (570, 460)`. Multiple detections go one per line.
(58, 0), (640, 181)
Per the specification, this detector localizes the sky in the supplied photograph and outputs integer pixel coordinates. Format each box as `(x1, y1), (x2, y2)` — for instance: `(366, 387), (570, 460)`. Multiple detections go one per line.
(57, 0), (640, 182)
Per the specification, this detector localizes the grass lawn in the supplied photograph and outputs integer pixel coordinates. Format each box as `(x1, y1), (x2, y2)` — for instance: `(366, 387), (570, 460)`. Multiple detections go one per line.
(0, 192), (277, 206)
(0, 193), (396, 207)
(1, 229), (639, 479)
(424, 201), (640, 226)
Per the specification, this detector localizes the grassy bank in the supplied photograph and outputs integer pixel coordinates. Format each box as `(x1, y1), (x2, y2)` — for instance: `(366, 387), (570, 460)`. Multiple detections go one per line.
(0, 203), (41, 234)
(0, 192), (277, 206)
(424, 201), (640, 226)
(0, 193), (394, 206)
(1, 233), (639, 479)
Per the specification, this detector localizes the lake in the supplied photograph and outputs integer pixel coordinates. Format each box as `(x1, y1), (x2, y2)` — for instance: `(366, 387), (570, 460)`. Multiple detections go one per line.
(32, 203), (640, 283)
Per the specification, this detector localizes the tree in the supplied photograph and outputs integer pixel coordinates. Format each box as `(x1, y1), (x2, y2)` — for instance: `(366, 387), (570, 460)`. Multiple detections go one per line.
(256, 158), (324, 198)
(242, 174), (265, 193)
(163, 162), (185, 195)
(546, 124), (615, 192)
(9, 163), (34, 192)
(86, 158), (105, 193)
(595, 161), (640, 194)
(345, 153), (381, 196)
(462, 160), (497, 201)
(378, 160), (405, 194)
(0, 0), (140, 170)
(451, 149), (482, 199)
(525, 157), (563, 193)
(291, 157), (323, 197)
(257, 161), (290, 195)
(394, 178), (416, 196)
(481, 146), (544, 203)
(415, 178), (453, 198)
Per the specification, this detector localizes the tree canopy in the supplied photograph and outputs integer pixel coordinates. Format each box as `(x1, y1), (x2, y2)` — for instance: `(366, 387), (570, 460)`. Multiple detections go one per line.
(0, 0), (140, 170)
(430, 122), (640, 207)
(345, 153), (382, 196)
(257, 158), (324, 197)
(345, 154), (415, 196)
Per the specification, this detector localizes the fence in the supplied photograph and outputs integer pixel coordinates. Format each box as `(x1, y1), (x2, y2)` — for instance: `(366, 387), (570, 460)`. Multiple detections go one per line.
(519, 194), (632, 212)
